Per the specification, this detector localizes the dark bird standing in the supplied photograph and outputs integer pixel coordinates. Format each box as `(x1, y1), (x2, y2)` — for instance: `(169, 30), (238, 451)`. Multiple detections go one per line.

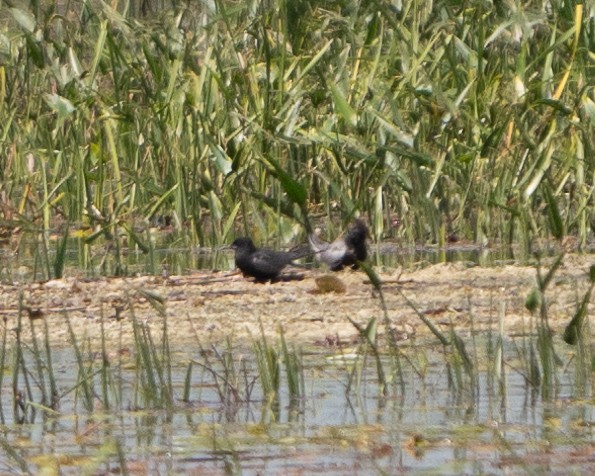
(230, 237), (309, 282)
(308, 219), (369, 271)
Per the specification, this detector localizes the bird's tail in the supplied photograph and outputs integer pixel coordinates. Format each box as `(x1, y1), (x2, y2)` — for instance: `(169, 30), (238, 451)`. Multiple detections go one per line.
(288, 243), (312, 260)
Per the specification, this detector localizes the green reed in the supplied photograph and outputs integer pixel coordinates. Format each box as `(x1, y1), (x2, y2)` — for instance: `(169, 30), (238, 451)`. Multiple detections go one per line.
(99, 306), (115, 410)
(489, 299), (507, 398)
(13, 296), (31, 423)
(130, 304), (174, 410)
(64, 311), (96, 411)
(564, 264), (595, 398)
(41, 318), (58, 410)
(279, 324), (304, 413)
(191, 337), (256, 410)
(529, 253), (565, 399)
(0, 434), (30, 475)
(345, 315), (378, 396)
(253, 321), (280, 417)
(353, 260), (405, 396)
(114, 437), (130, 476)
(27, 317), (47, 407)
(0, 316), (6, 424)
(0, 1), (591, 272)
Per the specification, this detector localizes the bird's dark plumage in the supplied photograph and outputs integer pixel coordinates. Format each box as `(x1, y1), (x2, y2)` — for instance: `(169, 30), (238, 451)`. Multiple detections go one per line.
(231, 237), (309, 282)
(308, 219), (369, 271)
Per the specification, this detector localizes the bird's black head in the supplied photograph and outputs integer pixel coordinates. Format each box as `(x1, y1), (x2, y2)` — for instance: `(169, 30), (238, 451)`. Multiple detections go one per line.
(346, 219), (369, 264)
(231, 237), (257, 253)
(347, 219), (369, 244)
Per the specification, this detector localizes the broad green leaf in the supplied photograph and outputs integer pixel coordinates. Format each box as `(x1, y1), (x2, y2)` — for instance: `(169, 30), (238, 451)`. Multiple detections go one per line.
(10, 8), (36, 33)
(289, 39), (333, 87)
(44, 94), (75, 119)
(540, 253), (565, 291)
(209, 143), (232, 175)
(523, 137), (554, 200)
(581, 96), (595, 125)
(222, 202), (242, 242)
(367, 108), (415, 148)
(330, 84), (357, 127)
(266, 156), (307, 207)
(0, 33), (10, 55)
(363, 317), (378, 345)
(144, 183), (179, 222)
(543, 185), (564, 240)
(277, 170), (307, 207)
(121, 223), (150, 254)
(26, 36), (44, 68)
(358, 260), (382, 292)
(378, 146), (433, 168)
(563, 284), (592, 345)
(533, 99), (572, 115)
(68, 47), (84, 78)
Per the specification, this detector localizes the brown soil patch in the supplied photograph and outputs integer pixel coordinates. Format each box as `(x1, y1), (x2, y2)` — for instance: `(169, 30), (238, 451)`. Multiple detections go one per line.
(1, 255), (593, 349)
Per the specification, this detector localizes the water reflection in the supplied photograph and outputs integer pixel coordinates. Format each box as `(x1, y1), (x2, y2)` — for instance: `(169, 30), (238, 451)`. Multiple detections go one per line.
(0, 228), (560, 282)
(1, 344), (592, 474)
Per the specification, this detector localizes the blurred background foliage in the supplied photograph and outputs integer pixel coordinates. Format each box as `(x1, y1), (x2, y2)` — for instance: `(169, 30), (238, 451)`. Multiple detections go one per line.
(0, 0), (594, 260)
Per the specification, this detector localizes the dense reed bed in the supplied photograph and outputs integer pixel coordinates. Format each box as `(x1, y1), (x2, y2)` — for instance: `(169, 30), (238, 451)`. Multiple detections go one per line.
(0, 0), (593, 266)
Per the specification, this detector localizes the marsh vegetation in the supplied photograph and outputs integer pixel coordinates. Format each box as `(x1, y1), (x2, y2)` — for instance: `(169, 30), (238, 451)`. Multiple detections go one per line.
(0, 0), (593, 275)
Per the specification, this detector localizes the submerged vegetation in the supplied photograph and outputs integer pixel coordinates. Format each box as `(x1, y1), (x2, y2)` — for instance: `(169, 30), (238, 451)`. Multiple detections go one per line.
(0, 0), (593, 276)
(0, 259), (593, 473)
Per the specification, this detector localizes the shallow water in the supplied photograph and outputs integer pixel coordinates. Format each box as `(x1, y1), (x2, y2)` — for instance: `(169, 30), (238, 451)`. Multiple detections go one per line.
(3, 220), (590, 283)
(1, 342), (593, 475)
(0, 233), (538, 282)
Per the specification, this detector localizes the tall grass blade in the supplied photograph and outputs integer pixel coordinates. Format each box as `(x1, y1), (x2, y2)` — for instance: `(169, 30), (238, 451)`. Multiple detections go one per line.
(348, 316), (388, 397)
(28, 319), (47, 407)
(53, 225), (69, 279)
(398, 288), (449, 346)
(563, 265), (595, 345)
(0, 316), (6, 423)
(0, 434), (30, 475)
(64, 312), (94, 411)
(182, 362), (193, 403)
(279, 325), (303, 407)
(254, 320), (280, 418)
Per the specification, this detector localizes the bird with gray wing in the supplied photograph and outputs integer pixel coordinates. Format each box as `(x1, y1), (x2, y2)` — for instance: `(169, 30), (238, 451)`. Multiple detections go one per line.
(230, 237), (309, 282)
(308, 219), (369, 271)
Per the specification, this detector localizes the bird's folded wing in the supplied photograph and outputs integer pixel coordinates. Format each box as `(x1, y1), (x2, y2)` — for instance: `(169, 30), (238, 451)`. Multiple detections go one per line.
(250, 251), (286, 274)
(308, 234), (330, 252)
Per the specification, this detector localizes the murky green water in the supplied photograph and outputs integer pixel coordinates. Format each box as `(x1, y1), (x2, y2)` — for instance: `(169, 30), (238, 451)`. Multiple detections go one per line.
(1, 343), (593, 475)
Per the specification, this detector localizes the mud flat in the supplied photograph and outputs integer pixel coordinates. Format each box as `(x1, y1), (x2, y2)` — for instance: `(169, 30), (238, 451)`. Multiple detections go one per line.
(1, 254), (592, 348)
